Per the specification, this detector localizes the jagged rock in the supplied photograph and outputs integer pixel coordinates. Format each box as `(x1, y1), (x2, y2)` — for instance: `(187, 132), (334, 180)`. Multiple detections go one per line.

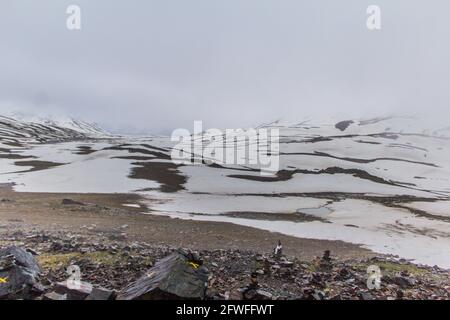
(43, 291), (67, 300)
(280, 260), (294, 268)
(54, 280), (93, 300)
(391, 276), (416, 289)
(340, 267), (351, 276)
(271, 264), (281, 270)
(254, 290), (273, 300)
(359, 291), (375, 300)
(0, 246), (43, 300)
(227, 290), (242, 300)
(85, 287), (116, 300)
(117, 250), (208, 300)
(243, 289), (273, 300)
(107, 233), (127, 241)
(240, 272), (263, 300)
(303, 288), (326, 300)
(311, 272), (326, 287)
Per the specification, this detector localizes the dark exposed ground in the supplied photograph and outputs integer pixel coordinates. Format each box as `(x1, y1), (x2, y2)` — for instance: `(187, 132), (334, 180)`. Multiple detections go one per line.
(129, 161), (187, 193)
(12, 160), (65, 173)
(0, 186), (449, 300)
(0, 184), (372, 260)
(1, 227), (449, 300)
(220, 211), (329, 223)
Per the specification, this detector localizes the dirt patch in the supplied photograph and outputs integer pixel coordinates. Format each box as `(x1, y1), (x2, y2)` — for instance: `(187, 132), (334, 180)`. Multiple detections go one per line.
(335, 120), (354, 131)
(0, 153), (35, 160)
(0, 185), (373, 261)
(129, 161), (187, 193)
(12, 160), (65, 173)
(104, 145), (170, 160)
(223, 211), (330, 223)
(75, 146), (96, 155)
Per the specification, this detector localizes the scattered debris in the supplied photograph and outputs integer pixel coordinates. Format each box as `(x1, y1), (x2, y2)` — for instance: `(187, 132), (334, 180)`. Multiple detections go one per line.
(0, 229), (449, 300)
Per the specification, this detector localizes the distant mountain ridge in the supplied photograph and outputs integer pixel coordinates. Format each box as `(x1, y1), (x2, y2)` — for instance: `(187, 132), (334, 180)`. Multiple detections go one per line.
(0, 114), (110, 145)
(257, 116), (450, 139)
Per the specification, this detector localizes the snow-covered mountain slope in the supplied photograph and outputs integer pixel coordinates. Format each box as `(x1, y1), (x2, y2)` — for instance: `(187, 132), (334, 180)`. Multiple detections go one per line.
(258, 116), (450, 140)
(252, 116), (450, 198)
(0, 115), (449, 267)
(0, 114), (110, 146)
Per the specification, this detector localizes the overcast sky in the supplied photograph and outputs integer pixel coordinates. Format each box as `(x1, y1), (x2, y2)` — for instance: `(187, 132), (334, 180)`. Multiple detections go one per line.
(0, 0), (449, 134)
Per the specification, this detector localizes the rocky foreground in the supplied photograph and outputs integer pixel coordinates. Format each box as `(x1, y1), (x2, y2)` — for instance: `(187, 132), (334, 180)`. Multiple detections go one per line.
(0, 227), (449, 301)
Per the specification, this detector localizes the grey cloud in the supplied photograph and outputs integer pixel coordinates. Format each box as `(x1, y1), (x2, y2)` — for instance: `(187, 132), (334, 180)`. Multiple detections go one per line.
(0, 0), (449, 134)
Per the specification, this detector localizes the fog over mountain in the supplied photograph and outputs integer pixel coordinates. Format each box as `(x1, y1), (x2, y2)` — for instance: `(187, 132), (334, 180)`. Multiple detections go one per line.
(1, 0), (449, 134)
